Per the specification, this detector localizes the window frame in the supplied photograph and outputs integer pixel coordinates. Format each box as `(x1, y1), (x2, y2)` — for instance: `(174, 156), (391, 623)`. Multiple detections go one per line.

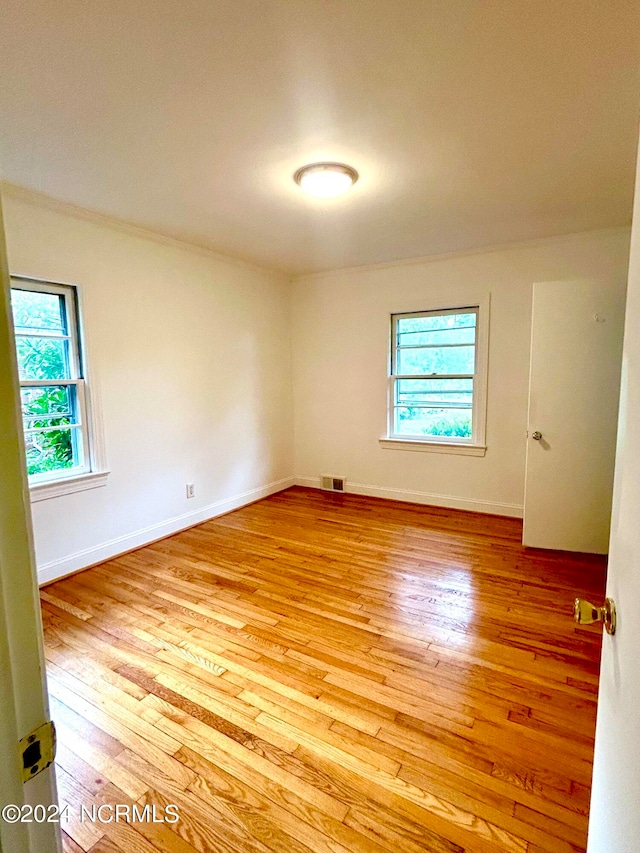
(10, 275), (108, 498)
(383, 297), (489, 454)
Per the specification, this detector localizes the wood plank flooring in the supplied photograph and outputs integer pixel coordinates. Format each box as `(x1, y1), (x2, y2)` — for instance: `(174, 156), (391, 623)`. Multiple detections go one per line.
(41, 486), (606, 853)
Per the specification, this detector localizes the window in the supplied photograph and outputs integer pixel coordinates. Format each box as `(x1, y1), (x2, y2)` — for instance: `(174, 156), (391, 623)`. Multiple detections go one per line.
(387, 304), (488, 450)
(10, 277), (99, 487)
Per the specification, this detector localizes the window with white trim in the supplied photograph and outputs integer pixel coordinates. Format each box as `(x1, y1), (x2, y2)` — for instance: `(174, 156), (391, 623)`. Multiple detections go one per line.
(10, 277), (93, 483)
(389, 306), (484, 445)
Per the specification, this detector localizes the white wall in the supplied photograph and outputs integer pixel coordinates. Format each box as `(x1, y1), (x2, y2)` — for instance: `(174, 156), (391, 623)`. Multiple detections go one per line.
(2, 187), (294, 583)
(292, 229), (630, 516)
(4, 185), (631, 585)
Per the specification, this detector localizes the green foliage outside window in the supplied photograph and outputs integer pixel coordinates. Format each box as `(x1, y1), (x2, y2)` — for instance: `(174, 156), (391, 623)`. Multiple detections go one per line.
(22, 387), (74, 475)
(394, 311), (476, 438)
(11, 287), (78, 476)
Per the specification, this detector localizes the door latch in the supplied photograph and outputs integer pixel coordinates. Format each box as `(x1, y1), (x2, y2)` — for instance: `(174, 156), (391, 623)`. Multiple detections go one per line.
(19, 721), (56, 783)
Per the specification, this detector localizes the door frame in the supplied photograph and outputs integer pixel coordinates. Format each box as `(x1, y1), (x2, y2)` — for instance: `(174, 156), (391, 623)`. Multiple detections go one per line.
(0, 191), (60, 852)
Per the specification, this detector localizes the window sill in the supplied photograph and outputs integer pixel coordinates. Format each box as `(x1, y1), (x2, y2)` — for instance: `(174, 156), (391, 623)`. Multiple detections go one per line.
(29, 470), (110, 502)
(379, 438), (487, 457)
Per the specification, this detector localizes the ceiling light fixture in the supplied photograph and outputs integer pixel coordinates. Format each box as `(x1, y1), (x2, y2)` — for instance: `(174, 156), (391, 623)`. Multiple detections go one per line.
(294, 162), (358, 198)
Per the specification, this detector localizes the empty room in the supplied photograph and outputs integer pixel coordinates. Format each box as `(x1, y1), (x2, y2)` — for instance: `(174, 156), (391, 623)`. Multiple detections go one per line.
(2, 2), (640, 852)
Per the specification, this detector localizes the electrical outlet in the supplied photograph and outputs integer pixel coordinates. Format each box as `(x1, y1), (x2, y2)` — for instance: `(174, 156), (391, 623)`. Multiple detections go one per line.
(186, 483), (195, 499)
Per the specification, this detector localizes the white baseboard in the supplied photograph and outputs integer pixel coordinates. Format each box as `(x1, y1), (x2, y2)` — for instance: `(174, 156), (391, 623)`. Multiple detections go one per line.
(37, 476), (295, 586)
(295, 476), (524, 518)
(38, 474), (522, 585)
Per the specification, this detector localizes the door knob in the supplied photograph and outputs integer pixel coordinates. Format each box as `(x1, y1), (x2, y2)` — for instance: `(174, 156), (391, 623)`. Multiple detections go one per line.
(574, 597), (616, 635)
(531, 431), (542, 440)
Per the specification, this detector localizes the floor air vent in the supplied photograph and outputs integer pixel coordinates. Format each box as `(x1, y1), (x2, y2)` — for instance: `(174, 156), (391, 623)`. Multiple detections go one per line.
(321, 476), (346, 492)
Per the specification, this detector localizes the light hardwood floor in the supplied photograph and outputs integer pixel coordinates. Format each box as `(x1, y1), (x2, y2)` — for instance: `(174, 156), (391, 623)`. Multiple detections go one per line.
(41, 486), (606, 853)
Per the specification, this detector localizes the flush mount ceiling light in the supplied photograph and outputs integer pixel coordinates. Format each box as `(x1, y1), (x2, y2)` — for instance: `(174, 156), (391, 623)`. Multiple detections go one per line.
(294, 162), (358, 198)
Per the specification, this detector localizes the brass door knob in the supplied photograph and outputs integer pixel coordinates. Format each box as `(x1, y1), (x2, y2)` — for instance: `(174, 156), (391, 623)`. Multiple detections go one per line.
(532, 431), (543, 440)
(574, 597), (616, 635)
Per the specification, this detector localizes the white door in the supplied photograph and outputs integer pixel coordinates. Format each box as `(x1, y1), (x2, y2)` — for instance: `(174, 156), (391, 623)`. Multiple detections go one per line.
(0, 192), (60, 853)
(523, 279), (626, 553)
(587, 148), (640, 852)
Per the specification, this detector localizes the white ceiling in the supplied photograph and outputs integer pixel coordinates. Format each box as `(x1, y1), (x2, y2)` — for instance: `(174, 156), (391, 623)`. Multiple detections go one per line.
(1, 1), (639, 275)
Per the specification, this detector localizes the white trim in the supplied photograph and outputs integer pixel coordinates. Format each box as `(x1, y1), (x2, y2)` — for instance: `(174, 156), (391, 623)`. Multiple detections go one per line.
(379, 438), (486, 456)
(0, 188), (61, 852)
(3, 184), (630, 282)
(75, 284), (108, 475)
(386, 295), (490, 448)
(30, 470), (109, 502)
(11, 274), (107, 482)
(295, 477), (523, 518)
(1, 182), (287, 279)
(36, 476), (294, 585)
(474, 294), (490, 447)
(293, 226), (631, 282)
(4, 184), (629, 283)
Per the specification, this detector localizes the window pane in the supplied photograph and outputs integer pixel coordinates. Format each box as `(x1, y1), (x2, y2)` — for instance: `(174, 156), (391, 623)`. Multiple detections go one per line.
(15, 336), (70, 380)
(11, 283), (89, 483)
(10, 289), (66, 334)
(21, 385), (75, 423)
(395, 406), (473, 438)
(397, 312), (476, 332)
(396, 345), (475, 376)
(398, 310), (475, 334)
(24, 426), (84, 476)
(397, 322), (476, 347)
(396, 378), (473, 407)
